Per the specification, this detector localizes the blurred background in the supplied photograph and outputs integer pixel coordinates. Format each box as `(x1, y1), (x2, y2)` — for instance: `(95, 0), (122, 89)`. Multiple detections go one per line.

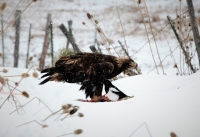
(1, 0), (200, 75)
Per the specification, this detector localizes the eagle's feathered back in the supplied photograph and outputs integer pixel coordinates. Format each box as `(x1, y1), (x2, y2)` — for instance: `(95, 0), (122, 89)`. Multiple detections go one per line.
(39, 52), (137, 99)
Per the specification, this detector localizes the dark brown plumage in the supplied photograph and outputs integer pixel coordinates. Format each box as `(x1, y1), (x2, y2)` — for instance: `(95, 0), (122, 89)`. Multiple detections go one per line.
(39, 52), (137, 99)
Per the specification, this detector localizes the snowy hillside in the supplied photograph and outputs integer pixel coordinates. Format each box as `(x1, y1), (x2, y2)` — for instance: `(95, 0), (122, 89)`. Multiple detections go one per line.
(0, 66), (200, 137)
(1, 0), (200, 74)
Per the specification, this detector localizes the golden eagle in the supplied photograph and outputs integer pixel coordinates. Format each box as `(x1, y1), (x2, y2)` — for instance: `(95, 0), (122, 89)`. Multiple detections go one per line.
(39, 52), (138, 100)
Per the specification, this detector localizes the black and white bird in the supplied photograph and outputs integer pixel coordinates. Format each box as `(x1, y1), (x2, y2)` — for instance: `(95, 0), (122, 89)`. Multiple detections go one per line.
(104, 80), (129, 101)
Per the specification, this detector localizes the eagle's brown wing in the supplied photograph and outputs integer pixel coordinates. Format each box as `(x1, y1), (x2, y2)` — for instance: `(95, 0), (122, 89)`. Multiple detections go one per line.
(39, 54), (90, 84)
(87, 62), (114, 80)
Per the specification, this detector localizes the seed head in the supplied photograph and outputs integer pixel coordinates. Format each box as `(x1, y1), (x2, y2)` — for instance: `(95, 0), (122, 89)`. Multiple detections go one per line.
(21, 73), (30, 78)
(69, 106), (79, 115)
(29, 56), (33, 62)
(22, 91), (29, 98)
(32, 72), (38, 78)
(87, 13), (92, 19)
(94, 20), (98, 24)
(170, 132), (177, 137)
(97, 27), (101, 33)
(42, 124), (48, 128)
(15, 82), (19, 86)
(0, 75), (6, 85)
(82, 22), (85, 25)
(78, 113), (84, 117)
(2, 69), (8, 73)
(0, 3), (7, 11)
(32, 0), (37, 2)
(138, 0), (141, 4)
(173, 64), (178, 68)
(0, 53), (2, 57)
(62, 104), (72, 113)
(74, 129), (83, 135)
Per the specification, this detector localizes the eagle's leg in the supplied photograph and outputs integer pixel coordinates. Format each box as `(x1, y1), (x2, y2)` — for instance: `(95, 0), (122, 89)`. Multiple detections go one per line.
(89, 84), (102, 102)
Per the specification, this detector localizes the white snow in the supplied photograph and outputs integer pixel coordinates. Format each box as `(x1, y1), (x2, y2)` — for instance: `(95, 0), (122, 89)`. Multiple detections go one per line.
(0, 66), (200, 137)
(1, 0), (200, 136)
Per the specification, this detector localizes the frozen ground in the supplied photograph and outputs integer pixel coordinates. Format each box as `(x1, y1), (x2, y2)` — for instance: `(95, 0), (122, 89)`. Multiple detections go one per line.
(0, 66), (200, 137)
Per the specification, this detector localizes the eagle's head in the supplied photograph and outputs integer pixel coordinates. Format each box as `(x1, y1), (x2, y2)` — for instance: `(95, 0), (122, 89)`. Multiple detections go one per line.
(117, 57), (137, 69)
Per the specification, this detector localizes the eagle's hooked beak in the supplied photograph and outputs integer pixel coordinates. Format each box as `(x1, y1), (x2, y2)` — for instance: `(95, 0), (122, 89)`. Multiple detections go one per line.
(130, 61), (142, 75)
(130, 61), (138, 69)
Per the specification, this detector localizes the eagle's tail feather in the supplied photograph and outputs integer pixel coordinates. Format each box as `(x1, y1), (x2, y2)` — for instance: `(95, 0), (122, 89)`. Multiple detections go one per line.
(39, 77), (52, 85)
(41, 72), (54, 79)
(41, 67), (56, 73)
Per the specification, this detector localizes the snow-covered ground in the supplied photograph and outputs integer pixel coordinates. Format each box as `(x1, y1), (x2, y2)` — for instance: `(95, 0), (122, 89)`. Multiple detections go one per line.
(0, 66), (200, 137)
(1, 0), (200, 136)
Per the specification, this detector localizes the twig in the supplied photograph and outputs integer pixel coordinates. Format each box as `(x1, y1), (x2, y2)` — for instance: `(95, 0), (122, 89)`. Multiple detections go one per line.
(129, 122), (152, 137)
(167, 16), (195, 73)
(131, 9), (188, 57)
(16, 120), (48, 128)
(116, 6), (128, 54)
(9, 97), (53, 115)
(3, 0), (22, 27)
(0, 66), (33, 109)
(7, 81), (19, 114)
(43, 109), (62, 121)
(158, 21), (180, 74)
(136, 1), (159, 74)
(118, 40), (129, 57)
(143, 0), (165, 74)
(0, 1), (35, 36)
(147, 45), (179, 74)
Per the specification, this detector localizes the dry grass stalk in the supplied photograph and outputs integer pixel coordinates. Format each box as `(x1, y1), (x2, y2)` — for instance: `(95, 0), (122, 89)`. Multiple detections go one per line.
(136, 1), (159, 74)
(143, 0), (165, 74)
(6, 81), (21, 114)
(43, 104), (74, 121)
(0, 0), (36, 36)
(82, 22), (91, 29)
(10, 97), (53, 115)
(57, 129), (83, 137)
(116, 6), (129, 55)
(16, 120), (48, 128)
(158, 21), (180, 74)
(2, 0), (22, 30)
(147, 45), (179, 74)
(61, 106), (79, 121)
(86, 13), (119, 56)
(131, 10), (188, 57)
